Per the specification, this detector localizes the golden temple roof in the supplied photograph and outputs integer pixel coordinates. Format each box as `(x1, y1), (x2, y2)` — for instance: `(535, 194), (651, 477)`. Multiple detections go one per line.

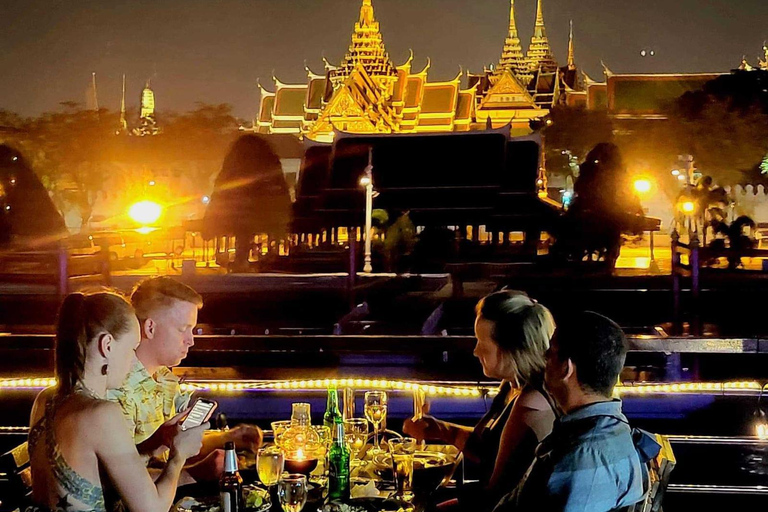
(525, 0), (558, 75)
(497, 0), (528, 79)
(330, 0), (397, 87)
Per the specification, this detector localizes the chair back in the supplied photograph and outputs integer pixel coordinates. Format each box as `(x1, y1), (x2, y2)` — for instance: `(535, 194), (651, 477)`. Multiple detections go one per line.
(0, 441), (33, 510)
(623, 434), (676, 512)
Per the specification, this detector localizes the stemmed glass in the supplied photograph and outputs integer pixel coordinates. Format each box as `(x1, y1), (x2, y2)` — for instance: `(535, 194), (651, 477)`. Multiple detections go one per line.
(257, 445), (285, 488)
(343, 418), (368, 464)
(389, 437), (417, 500)
(278, 474), (308, 512)
(364, 391), (388, 454)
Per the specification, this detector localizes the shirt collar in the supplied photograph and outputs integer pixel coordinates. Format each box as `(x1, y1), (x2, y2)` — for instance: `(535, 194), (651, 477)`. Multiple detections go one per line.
(131, 357), (179, 388)
(559, 399), (625, 424)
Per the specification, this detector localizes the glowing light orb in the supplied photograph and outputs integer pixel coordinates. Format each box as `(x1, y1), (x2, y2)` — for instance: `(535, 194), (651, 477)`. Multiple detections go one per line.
(633, 179), (652, 194)
(128, 200), (162, 225)
(680, 201), (695, 214)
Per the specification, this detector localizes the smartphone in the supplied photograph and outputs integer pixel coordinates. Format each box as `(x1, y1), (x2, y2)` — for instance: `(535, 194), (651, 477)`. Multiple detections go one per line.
(180, 398), (218, 431)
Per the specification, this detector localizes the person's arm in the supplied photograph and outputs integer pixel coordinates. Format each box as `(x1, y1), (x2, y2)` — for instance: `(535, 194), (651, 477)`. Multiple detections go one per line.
(192, 424), (263, 460)
(94, 401), (206, 512)
(29, 387), (55, 429)
(402, 402), (474, 450)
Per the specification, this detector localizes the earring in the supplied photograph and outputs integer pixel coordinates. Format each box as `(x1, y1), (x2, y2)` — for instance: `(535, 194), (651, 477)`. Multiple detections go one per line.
(101, 364), (109, 376)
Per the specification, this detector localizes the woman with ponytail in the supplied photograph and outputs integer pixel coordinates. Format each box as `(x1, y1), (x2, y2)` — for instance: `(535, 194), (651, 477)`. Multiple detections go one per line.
(403, 290), (556, 511)
(27, 291), (208, 512)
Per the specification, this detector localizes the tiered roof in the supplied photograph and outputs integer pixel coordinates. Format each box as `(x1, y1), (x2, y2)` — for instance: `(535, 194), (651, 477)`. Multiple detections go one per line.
(496, 0), (528, 80)
(525, 0), (558, 75)
(330, 0), (397, 88)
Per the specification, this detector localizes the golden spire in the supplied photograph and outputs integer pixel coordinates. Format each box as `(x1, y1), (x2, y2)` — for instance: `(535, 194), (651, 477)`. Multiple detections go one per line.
(359, 0), (374, 26)
(567, 20), (576, 70)
(525, 0), (557, 74)
(118, 74), (128, 133)
(331, 0), (397, 88)
(497, 0), (527, 79)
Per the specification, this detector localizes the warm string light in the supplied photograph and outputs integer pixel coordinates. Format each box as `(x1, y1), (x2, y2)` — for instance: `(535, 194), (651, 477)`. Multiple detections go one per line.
(0, 378), (764, 398)
(181, 378), (484, 397)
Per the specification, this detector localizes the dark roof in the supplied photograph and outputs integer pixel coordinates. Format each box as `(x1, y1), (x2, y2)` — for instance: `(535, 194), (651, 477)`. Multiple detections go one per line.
(292, 131), (558, 231)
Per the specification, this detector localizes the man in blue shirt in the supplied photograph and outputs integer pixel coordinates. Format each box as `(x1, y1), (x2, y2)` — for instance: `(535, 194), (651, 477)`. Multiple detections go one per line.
(494, 311), (644, 512)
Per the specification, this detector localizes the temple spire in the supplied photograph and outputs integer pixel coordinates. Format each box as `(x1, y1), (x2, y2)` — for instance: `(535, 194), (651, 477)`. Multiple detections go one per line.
(359, 0), (374, 26)
(497, 0), (527, 79)
(330, 0), (397, 87)
(525, 0), (557, 74)
(567, 20), (575, 70)
(118, 74), (128, 134)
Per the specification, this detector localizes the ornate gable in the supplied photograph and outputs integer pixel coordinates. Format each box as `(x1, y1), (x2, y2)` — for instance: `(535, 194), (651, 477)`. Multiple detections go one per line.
(479, 71), (536, 110)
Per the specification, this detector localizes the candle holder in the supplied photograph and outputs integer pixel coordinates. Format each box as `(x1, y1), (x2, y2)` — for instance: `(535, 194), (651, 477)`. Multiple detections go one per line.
(284, 457), (318, 476)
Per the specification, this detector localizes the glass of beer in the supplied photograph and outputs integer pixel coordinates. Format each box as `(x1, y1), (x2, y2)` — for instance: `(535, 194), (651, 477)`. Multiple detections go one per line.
(343, 418), (368, 463)
(364, 391), (388, 454)
(388, 437), (417, 500)
(278, 474), (308, 512)
(257, 445), (285, 487)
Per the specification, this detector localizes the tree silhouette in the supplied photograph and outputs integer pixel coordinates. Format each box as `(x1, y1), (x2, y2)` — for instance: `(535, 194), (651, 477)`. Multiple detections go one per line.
(203, 135), (291, 270)
(0, 145), (66, 247)
(553, 143), (644, 267)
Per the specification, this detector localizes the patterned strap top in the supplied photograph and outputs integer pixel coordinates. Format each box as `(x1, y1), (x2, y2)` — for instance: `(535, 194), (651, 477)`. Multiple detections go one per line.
(28, 396), (107, 512)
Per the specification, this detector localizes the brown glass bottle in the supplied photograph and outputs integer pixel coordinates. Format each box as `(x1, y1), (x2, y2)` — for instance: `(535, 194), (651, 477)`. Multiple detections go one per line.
(220, 441), (243, 512)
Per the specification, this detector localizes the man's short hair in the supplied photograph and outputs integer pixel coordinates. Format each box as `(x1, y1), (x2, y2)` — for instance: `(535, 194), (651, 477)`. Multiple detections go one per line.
(554, 311), (627, 397)
(130, 276), (203, 320)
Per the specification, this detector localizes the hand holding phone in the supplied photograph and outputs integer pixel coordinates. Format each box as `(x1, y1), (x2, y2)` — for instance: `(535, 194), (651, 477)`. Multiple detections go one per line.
(180, 398), (218, 431)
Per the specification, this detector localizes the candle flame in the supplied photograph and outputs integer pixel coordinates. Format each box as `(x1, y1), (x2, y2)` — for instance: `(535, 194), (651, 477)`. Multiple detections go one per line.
(296, 448), (305, 460)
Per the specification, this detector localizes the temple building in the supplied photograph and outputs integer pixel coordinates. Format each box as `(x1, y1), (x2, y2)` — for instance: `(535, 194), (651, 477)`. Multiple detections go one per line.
(255, 0), (583, 141)
(583, 64), (724, 121)
(132, 80), (160, 136)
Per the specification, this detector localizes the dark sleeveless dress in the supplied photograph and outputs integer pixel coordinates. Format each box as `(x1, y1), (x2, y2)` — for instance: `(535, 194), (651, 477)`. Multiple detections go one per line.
(459, 382), (544, 512)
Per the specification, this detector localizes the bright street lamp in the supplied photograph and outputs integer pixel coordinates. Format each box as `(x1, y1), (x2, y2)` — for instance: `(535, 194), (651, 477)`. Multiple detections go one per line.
(360, 149), (374, 273)
(633, 178), (652, 194)
(128, 200), (162, 225)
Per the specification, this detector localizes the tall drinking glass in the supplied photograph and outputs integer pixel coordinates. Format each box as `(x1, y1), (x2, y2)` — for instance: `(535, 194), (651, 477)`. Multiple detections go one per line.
(389, 437), (417, 500)
(343, 418), (368, 463)
(271, 420), (292, 449)
(364, 391), (387, 454)
(257, 445), (285, 487)
(278, 474), (308, 512)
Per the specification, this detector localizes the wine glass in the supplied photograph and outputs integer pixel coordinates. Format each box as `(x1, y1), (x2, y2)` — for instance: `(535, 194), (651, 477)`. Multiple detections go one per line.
(389, 437), (417, 500)
(343, 418), (368, 463)
(278, 474), (308, 512)
(257, 445), (285, 487)
(364, 391), (388, 454)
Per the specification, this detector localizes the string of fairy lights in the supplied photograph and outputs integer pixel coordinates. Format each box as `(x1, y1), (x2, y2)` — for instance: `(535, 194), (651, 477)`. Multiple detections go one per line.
(0, 377), (765, 397)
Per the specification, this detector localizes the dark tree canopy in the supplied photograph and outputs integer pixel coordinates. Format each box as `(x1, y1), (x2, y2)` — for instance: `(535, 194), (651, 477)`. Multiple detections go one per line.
(0, 145), (66, 246)
(667, 70), (768, 183)
(203, 135), (291, 270)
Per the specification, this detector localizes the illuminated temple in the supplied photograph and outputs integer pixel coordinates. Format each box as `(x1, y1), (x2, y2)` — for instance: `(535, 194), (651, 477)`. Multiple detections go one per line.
(255, 0), (584, 142)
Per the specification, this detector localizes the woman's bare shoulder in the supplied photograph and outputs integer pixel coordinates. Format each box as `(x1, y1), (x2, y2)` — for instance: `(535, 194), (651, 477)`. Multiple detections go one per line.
(517, 387), (552, 411)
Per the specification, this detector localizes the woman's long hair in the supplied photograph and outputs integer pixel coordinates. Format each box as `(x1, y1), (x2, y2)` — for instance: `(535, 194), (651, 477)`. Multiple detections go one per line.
(55, 291), (134, 397)
(476, 290), (555, 389)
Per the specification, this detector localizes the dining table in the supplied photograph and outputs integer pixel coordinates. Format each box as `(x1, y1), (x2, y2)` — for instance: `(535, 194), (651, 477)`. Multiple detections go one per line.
(173, 441), (462, 512)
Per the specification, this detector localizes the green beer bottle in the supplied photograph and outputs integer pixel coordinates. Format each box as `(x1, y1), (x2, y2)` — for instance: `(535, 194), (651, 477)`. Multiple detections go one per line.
(328, 418), (351, 501)
(324, 387), (342, 430)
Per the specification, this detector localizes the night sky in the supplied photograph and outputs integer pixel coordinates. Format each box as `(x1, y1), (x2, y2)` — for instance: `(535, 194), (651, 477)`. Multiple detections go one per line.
(2, 0), (767, 120)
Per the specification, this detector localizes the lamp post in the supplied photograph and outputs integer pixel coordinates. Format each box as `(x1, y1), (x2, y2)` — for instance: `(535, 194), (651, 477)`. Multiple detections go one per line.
(360, 149), (374, 273)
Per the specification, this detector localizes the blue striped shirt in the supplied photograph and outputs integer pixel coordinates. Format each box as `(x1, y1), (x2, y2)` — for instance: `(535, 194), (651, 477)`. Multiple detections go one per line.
(493, 400), (644, 512)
